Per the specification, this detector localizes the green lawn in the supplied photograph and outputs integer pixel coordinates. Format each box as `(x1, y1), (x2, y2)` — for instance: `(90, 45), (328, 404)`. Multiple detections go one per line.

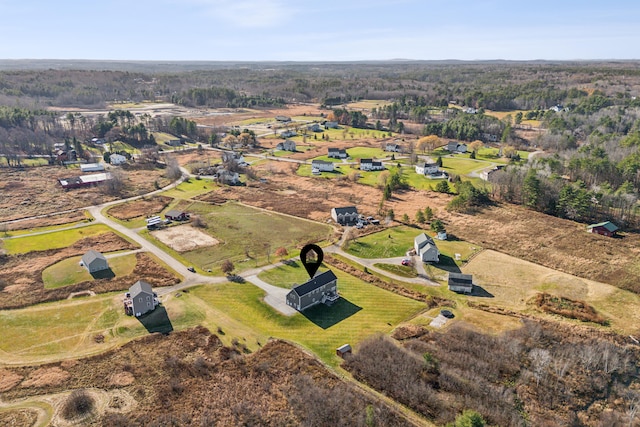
(346, 226), (419, 259)
(310, 155), (344, 163)
(152, 132), (179, 144)
(193, 266), (425, 365)
(0, 157), (49, 166)
(440, 157), (488, 175)
(2, 224), (113, 254)
(145, 201), (333, 273)
(344, 146), (388, 160)
(374, 263), (418, 278)
(297, 164), (346, 178)
(2, 219), (93, 238)
(161, 178), (217, 199)
(258, 260), (312, 288)
(0, 291), (205, 363)
(42, 253), (137, 289)
(346, 225), (482, 265)
(108, 141), (140, 155)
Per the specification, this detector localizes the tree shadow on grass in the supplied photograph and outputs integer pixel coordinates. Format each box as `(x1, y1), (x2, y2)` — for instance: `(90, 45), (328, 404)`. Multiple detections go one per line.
(301, 297), (362, 330)
(90, 268), (115, 280)
(137, 306), (173, 334)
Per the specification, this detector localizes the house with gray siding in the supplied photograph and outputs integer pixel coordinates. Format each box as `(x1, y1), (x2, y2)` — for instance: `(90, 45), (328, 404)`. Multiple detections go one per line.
(81, 250), (109, 273)
(414, 233), (440, 263)
(125, 280), (159, 317)
(286, 270), (339, 312)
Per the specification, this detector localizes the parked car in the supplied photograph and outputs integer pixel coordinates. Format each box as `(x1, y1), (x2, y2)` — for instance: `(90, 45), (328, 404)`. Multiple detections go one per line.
(187, 266), (196, 273)
(401, 258), (411, 266)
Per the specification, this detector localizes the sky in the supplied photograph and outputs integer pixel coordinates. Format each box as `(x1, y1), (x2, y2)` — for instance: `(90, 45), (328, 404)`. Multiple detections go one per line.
(1, 0), (639, 61)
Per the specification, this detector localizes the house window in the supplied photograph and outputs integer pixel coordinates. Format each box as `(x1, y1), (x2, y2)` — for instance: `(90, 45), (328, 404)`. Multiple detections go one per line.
(146, 296), (150, 301)
(147, 302), (151, 307)
(138, 298), (142, 303)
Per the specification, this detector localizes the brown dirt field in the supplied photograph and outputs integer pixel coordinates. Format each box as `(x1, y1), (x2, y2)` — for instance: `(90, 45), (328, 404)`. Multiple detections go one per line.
(0, 408), (38, 426)
(194, 104), (325, 127)
(151, 225), (219, 252)
(107, 196), (173, 220)
(20, 367), (71, 389)
(445, 202), (640, 292)
(2, 211), (89, 232)
(0, 326), (410, 426)
(0, 165), (173, 223)
(0, 233), (179, 309)
(198, 160), (447, 224)
(0, 369), (23, 392)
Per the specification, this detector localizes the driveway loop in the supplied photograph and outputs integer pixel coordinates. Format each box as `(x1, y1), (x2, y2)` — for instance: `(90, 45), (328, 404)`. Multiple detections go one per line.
(300, 243), (323, 278)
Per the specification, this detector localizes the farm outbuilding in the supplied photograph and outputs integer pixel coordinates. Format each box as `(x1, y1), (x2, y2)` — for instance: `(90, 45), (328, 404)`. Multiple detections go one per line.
(448, 272), (473, 294)
(165, 210), (190, 221)
(80, 163), (105, 172)
(336, 344), (352, 358)
(286, 270), (339, 312)
(81, 250), (109, 273)
(587, 221), (618, 237)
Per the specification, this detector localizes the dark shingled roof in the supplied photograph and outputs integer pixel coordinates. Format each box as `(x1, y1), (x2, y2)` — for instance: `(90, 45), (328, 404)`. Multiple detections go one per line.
(291, 270), (338, 297)
(448, 272), (473, 286)
(332, 206), (358, 216)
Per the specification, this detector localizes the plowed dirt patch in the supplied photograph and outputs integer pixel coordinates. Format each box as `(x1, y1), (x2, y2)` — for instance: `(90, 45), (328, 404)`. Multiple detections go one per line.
(152, 225), (218, 252)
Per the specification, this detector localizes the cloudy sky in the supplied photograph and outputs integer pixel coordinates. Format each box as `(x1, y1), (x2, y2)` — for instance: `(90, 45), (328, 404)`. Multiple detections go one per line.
(1, 0), (639, 61)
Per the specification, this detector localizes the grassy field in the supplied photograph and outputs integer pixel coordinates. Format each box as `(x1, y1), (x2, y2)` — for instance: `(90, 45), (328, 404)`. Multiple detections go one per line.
(344, 146), (388, 159)
(297, 164), (346, 178)
(2, 224), (113, 254)
(310, 155), (344, 163)
(463, 250), (640, 334)
(346, 225), (482, 263)
(152, 132), (179, 144)
(374, 263), (418, 278)
(161, 178), (217, 200)
(146, 201), (333, 272)
(257, 260), (311, 288)
(440, 157), (490, 175)
(0, 157), (49, 166)
(345, 100), (394, 110)
(0, 291), (205, 364)
(193, 266), (426, 365)
(42, 253), (137, 289)
(2, 219), (93, 238)
(107, 141), (140, 155)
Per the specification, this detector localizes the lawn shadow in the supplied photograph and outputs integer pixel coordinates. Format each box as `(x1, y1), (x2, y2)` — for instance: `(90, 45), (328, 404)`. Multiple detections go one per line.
(90, 268), (115, 279)
(471, 285), (494, 298)
(302, 297), (362, 330)
(435, 255), (461, 273)
(136, 306), (174, 334)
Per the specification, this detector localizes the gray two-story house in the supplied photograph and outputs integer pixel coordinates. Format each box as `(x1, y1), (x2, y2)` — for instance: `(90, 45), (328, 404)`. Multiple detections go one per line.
(286, 270), (339, 311)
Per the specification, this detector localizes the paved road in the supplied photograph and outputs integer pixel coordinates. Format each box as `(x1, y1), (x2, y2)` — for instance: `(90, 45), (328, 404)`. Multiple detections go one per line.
(244, 274), (297, 316)
(325, 244), (440, 286)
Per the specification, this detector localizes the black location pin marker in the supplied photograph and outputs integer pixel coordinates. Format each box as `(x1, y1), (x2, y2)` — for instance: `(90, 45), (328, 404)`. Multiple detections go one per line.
(300, 244), (324, 279)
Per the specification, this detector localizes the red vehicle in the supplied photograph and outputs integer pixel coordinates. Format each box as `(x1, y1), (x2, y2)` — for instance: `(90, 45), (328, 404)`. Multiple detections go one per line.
(401, 258), (411, 266)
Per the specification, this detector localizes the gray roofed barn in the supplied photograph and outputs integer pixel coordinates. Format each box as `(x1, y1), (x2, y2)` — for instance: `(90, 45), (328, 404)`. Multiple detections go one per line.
(286, 270), (339, 312)
(448, 272), (473, 294)
(81, 250), (109, 273)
